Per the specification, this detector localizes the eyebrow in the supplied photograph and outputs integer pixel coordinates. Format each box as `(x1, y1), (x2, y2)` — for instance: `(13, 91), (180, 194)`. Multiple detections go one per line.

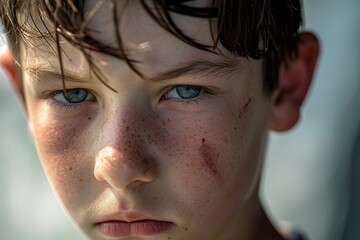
(25, 57), (244, 86)
(148, 58), (245, 81)
(25, 65), (90, 85)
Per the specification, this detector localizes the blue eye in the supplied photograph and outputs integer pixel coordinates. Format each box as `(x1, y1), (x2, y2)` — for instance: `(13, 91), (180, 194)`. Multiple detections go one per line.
(53, 89), (93, 104)
(166, 85), (205, 99)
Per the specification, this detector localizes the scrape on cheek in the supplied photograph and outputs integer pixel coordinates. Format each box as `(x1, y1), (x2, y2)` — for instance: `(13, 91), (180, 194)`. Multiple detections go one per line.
(198, 138), (221, 182)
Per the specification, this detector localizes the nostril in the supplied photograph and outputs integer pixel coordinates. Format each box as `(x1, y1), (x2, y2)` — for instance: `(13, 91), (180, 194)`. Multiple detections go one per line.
(141, 161), (158, 182)
(142, 158), (149, 164)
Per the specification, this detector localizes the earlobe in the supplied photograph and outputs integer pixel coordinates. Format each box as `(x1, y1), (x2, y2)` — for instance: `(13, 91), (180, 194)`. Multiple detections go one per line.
(269, 32), (320, 132)
(0, 45), (23, 100)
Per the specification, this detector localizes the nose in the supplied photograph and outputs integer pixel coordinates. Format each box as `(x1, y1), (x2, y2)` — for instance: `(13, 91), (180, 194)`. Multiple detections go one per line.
(94, 146), (157, 190)
(92, 91), (159, 190)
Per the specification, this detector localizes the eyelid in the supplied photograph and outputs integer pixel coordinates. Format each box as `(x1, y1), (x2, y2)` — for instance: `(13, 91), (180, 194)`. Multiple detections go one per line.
(56, 89), (90, 102)
(47, 88), (98, 110)
(26, 69), (98, 97)
(164, 85), (205, 99)
(160, 84), (216, 108)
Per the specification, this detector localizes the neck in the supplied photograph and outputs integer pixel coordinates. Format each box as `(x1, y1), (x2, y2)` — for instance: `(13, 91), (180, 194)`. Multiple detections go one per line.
(235, 187), (286, 240)
(257, 205), (286, 240)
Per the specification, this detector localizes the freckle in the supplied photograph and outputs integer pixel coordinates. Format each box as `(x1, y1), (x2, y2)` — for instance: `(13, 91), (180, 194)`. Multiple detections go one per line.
(69, 167), (73, 171)
(79, 178), (83, 182)
(202, 138), (205, 143)
(88, 117), (91, 120)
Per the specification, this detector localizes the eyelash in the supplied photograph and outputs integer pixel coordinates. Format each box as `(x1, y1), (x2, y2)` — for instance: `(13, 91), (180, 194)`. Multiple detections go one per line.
(46, 85), (213, 110)
(47, 89), (97, 110)
(161, 85), (213, 105)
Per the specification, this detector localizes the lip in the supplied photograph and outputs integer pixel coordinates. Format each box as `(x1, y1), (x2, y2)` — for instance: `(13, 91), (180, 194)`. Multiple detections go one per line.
(96, 220), (174, 237)
(95, 211), (174, 237)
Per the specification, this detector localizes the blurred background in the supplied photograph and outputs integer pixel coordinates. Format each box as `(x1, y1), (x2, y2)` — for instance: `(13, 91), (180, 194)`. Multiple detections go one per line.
(0, 0), (359, 239)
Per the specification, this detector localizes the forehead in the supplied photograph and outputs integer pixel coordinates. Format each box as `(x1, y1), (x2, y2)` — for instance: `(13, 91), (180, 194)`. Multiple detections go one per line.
(21, 0), (245, 79)
(82, 0), (218, 59)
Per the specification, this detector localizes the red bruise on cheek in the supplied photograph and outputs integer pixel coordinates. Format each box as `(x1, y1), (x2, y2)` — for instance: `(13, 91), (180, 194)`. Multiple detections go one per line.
(198, 138), (221, 182)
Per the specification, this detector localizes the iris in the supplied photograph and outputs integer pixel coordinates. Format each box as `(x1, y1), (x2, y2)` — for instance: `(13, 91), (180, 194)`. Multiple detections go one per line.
(174, 85), (203, 99)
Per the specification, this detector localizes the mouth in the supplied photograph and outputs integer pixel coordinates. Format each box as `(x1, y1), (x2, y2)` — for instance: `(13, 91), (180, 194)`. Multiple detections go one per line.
(96, 220), (174, 237)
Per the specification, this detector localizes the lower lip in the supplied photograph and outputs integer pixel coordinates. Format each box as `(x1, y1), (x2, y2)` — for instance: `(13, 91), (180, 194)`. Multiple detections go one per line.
(97, 220), (174, 237)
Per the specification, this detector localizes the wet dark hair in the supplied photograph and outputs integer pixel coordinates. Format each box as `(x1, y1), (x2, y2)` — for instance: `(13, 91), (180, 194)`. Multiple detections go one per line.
(0, 0), (302, 95)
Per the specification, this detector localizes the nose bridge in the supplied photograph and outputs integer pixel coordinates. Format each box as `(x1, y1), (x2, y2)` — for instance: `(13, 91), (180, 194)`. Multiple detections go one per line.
(101, 97), (150, 153)
(94, 104), (157, 190)
(104, 108), (136, 150)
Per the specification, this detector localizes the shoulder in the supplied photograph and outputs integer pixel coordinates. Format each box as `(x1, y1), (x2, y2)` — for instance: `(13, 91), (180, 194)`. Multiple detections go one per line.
(289, 230), (307, 240)
(280, 224), (308, 240)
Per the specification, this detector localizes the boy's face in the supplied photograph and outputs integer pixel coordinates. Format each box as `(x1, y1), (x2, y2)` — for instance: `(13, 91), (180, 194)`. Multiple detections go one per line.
(18, 1), (278, 240)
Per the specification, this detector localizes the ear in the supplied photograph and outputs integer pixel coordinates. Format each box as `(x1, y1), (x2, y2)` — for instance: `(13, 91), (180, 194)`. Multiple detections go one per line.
(0, 45), (33, 137)
(0, 45), (24, 101)
(268, 32), (320, 132)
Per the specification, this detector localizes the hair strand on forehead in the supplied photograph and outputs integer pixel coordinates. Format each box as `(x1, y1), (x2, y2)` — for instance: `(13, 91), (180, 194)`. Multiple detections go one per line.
(111, 0), (144, 80)
(0, 0), (303, 95)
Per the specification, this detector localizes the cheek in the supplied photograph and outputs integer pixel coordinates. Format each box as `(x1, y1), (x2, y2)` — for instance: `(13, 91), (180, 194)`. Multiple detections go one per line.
(220, 97), (268, 197)
(155, 97), (267, 205)
(31, 114), (95, 207)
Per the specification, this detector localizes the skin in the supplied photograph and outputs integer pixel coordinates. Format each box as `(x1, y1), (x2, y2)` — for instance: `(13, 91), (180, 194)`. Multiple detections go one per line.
(0, 1), (319, 239)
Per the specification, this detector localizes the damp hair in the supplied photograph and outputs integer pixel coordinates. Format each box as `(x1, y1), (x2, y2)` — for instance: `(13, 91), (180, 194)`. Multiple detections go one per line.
(0, 0), (302, 96)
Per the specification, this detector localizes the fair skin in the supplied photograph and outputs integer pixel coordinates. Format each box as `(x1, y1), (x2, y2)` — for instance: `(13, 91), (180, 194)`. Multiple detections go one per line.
(0, 1), (319, 240)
